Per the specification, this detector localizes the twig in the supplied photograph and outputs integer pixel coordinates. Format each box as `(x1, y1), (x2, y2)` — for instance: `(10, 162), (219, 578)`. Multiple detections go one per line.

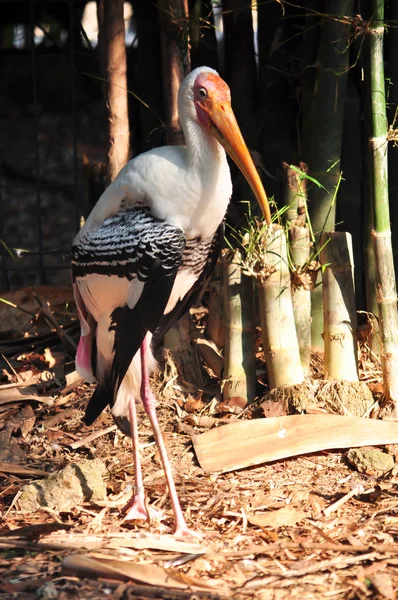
(323, 483), (364, 517)
(32, 290), (77, 352)
(212, 540), (398, 558)
(243, 552), (380, 587)
(0, 379), (41, 390)
(69, 425), (118, 450)
(0, 297), (36, 318)
(0, 462), (48, 477)
(1, 354), (21, 381)
(58, 370), (84, 396)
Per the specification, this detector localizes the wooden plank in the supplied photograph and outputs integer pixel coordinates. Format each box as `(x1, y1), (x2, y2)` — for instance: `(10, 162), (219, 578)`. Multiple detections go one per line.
(192, 415), (398, 474)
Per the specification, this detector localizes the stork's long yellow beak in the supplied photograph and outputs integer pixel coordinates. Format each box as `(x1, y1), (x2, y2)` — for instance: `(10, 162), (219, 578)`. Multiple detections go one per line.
(207, 102), (271, 225)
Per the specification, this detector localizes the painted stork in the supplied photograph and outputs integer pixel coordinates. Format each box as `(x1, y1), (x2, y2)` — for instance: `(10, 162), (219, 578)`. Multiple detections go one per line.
(71, 66), (270, 538)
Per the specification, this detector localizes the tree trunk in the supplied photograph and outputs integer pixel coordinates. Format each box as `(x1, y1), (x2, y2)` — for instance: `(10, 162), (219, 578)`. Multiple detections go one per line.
(157, 0), (191, 145)
(98, 0), (131, 183)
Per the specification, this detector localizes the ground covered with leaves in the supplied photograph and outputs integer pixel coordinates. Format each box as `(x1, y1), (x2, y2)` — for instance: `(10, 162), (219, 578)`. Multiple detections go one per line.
(0, 287), (398, 600)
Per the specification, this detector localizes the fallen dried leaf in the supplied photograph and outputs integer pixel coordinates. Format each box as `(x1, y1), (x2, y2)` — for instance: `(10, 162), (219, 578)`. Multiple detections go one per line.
(248, 507), (306, 529)
(371, 572), (395, 599)
(62, 554), (221, 591)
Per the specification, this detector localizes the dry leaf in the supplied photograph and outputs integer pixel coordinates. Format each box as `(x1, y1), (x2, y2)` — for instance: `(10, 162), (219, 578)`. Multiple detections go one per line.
(63, 554), (188, 588)
(62, 554), (221, 591)
(248, 507), (306, 529)
(371, 572), (395, 599)
(184, 393), (204, 413)
(289, 489), (310, 505)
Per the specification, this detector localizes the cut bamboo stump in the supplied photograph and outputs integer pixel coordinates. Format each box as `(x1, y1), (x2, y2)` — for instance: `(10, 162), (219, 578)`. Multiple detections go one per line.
(373, 230), (398, 413)
(207, 280), (225, 349)
(257, 224), (304, 389)
(222, 250), (256, 405)
(283, 162), (307, 223)
(290, 221), (312, 374)
(320, 231), (358, 381)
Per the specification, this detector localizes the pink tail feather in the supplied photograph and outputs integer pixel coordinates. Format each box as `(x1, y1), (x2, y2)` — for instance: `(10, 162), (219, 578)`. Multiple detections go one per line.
(73, 282), (96, 383)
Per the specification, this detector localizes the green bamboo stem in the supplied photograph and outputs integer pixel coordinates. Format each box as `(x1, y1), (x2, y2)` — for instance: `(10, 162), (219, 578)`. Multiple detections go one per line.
(257, 224), (304, 389)
(290, 221), (312, 373)
(222, 250), (256, 404)
(362, 20), (379, 319)
(320, 232), (358, 381)
(368, 0), (398, 414)
(208, 279), (225, 350)
(303, 0), (354, 350)
(283, 162), (308, 223)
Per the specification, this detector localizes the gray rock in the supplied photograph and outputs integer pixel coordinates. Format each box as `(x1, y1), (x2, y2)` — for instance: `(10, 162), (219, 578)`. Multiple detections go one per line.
(347, 447), (394, 476)
(18, 458), (107, 513)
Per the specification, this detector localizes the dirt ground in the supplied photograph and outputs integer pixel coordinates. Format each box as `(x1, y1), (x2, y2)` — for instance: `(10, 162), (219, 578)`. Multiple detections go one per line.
(0, 290), (397, 600)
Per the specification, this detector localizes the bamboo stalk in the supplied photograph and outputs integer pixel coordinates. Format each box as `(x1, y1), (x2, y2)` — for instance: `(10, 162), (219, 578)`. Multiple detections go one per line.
(207, 279), (225, 349)
(290, 221), (312, 373)
(222, 250), (256, 404)
(362, 24), (379, 321)
(303, 0), (354, 350)
(283, 162), (308, 223)
(368, 0), (398, 415)
(320, 232), (358, 381)
(257, 225), (304, 389)
(283, 163), (311, 372)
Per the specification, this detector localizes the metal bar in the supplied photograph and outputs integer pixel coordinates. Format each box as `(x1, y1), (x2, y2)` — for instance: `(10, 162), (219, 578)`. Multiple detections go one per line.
(4, 266), (71, 272)
(0, 0), (71, 3)
(0, 251), (71, 256)
(69, 0), (80, 232)
(0, 162), (10, 292)
(30, 0), (46, 285)
(0, 183), (83, 190)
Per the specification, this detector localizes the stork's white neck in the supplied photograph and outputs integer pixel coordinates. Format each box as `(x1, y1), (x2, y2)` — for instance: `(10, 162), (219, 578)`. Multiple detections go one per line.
(176, 115), (231, 240)
(182, 116), (225, 169)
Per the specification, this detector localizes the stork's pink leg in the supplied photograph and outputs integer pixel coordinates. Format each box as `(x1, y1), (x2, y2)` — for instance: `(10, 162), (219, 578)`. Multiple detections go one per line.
(139, 334), (200, 539)
(122, 394), (150, 521)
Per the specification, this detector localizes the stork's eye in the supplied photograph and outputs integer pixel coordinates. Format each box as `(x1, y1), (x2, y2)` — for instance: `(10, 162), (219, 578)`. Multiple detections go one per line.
(198, 87), (207, 99)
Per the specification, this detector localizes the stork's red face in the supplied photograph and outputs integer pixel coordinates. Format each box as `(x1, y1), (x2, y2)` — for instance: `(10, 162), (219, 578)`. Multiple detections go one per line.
(194, 72), (270, 224)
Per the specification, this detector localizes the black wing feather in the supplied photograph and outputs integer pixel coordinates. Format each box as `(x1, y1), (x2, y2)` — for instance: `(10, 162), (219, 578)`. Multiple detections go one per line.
(71, 208), (186, 425)
(152, 222), (224, 346)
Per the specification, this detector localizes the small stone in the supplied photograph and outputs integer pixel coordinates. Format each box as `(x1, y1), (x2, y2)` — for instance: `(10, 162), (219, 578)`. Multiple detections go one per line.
(37, 582), (58, 599)
(347, 447), (395, 477)
(18, 458), (107, 513)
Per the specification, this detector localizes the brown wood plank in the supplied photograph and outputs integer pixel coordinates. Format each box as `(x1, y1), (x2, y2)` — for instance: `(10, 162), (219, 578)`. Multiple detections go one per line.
(192, 415), (398, 473)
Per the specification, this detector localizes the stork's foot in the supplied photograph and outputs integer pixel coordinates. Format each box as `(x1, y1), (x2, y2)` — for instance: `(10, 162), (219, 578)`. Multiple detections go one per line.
(122, 494), (162, 522)
(173, 520), (203, 541)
